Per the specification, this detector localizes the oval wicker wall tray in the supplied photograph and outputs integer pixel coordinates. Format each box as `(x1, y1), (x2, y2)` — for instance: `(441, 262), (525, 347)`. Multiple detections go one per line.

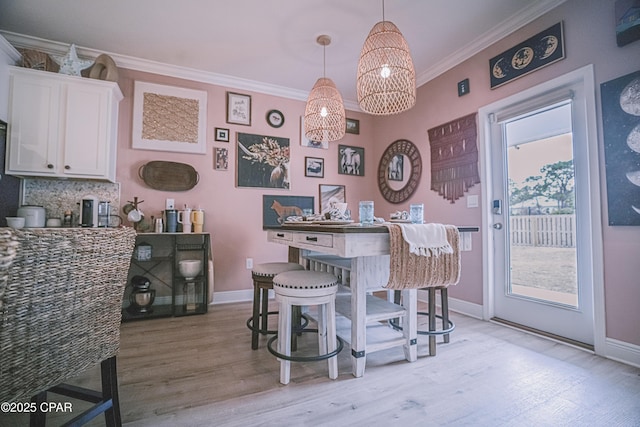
(138, 161), (199, 191)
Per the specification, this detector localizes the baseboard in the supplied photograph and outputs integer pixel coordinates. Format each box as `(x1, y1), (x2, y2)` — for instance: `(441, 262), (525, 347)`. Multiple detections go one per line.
(211, 289), (254, 305)
(605, 338), (640, 368)
(416, 290), (484, 320)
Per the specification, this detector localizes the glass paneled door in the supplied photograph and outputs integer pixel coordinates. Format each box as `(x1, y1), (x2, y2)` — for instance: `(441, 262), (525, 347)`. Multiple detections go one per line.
(484, 69), (603, 347)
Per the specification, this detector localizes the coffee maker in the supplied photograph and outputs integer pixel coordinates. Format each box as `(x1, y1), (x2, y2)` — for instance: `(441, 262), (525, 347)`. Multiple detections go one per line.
(80, 196), (99, 227)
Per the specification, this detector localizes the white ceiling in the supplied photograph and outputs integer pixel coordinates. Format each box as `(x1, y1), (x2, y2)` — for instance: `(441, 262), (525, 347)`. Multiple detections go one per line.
(0, 0), (566, 110)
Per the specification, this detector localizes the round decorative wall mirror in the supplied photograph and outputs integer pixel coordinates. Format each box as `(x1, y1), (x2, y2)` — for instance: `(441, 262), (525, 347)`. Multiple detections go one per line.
(377, 139), (422, 204)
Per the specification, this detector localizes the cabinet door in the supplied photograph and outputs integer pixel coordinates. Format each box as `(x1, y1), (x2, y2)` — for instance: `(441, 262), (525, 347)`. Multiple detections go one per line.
(6, 72), (61, 175)
(63, 83), (109, 178)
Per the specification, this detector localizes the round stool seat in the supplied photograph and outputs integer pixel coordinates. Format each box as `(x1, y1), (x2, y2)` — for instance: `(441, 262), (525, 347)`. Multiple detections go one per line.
(252, 262), (305, 279)
(248, 262), (306, 350)
(272, 270), (339, 298)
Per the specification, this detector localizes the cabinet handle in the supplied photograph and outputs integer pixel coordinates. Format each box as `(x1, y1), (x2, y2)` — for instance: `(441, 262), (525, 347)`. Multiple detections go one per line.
(276, 233), (285, 237)
(47, 164), (54, 169)
(64, 165), (70, 170)
(306, 236), (318, 242)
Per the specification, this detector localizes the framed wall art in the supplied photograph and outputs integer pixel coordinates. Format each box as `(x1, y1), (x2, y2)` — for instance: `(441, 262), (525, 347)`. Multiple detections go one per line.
(616, 0), (640, 47)
(214, 147), (229, 171)
(305, 156), (324, 178)
(338, 144), (364, 176)
(237, 132), (290, 189)
(226, 92), (251, 125)
(489, 22), (565, 89)
(215, 127), (229, 142)
(346, 118), (360, 134)
(266, 109), (285, 128)
(131, 81), (207, 154)
(262, 195), (314, 228)
(319, 184), (346, 213)
(601, 69), (640, 225)
(300, 116), (328, 149)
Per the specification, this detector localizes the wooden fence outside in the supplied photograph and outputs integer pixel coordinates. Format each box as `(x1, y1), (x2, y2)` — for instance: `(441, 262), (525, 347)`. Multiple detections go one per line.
(510, 214), (575, 248)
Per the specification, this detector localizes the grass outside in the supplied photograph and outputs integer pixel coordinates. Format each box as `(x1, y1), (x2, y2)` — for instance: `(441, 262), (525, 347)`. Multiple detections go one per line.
(509, 245), (577, 295)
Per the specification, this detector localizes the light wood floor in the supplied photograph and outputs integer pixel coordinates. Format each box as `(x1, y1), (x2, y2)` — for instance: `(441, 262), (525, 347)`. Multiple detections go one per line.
(2, 301), (639, 426)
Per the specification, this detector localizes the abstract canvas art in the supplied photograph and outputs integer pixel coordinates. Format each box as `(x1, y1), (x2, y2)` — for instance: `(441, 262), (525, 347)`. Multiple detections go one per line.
(601, 69), (640, 225)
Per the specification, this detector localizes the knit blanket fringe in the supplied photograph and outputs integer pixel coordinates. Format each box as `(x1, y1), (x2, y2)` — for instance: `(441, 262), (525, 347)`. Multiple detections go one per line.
(385, 224), (461, 290)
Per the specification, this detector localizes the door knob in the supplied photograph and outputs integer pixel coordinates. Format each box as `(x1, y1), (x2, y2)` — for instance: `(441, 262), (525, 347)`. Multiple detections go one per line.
(493, 223), (503, 230)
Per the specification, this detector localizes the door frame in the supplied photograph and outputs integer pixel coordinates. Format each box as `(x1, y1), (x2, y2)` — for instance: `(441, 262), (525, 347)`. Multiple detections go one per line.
(478, 64), (606, 355)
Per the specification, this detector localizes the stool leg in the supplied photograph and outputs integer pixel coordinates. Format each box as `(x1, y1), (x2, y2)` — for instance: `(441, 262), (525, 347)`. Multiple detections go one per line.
(251, 282), (261, 350)
(291, 305), (300, 352)
(326, 298), (338, 380)
(441, 287), (450, 343)
(428, 287), (436, 356)
(260, 287), (269, 335)
(278, 300), (292, 385)
(317, 302), (328, 357)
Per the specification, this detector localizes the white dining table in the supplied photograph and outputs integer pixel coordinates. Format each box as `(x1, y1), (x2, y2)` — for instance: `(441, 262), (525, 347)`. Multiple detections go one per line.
(267, 223), (418, 378)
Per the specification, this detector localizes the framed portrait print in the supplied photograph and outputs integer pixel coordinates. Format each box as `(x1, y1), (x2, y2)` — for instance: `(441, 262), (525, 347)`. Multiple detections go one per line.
(305, 156), (324, 178)
(214, 147), (229, 171)
(131, 81), (207, 154)
(215, 127), (229, 142)
(319, 184), (346, 213)
(226, 92), (251, 125)
(346, 118), (360, 134)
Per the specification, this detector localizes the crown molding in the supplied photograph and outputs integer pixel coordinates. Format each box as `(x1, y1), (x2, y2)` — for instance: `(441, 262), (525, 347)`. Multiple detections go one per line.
(0, 33), (21, 64)
(416, 0), (568, 86)
(0, 30), (361, 112)
(1, 0), (566, 113)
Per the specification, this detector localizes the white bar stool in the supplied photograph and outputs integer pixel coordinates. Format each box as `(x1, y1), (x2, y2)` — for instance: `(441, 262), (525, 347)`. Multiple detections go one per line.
(268, 270), (343, 385)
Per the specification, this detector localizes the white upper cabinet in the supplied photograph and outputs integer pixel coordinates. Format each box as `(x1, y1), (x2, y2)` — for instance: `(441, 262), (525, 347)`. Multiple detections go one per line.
(5, 66), (123, 182)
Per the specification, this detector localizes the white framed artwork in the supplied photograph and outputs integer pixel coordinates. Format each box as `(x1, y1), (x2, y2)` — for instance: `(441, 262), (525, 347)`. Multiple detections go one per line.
(132, 81), (207, 154)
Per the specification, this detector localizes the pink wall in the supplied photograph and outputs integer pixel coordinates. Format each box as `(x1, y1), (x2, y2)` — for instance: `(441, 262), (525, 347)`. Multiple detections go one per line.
(116, 69), (376, 295)
(372, 0), (640, 345)
(114, 0), (640, 345)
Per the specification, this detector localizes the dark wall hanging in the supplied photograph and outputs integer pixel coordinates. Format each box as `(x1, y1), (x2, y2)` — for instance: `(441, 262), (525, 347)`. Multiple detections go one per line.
(601, 69), (640, 226)
(489, 21), (565, 89)
(428, 113), (480, 203)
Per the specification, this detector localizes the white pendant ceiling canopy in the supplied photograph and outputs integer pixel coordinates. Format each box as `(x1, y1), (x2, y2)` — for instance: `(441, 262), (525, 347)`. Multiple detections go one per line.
(304, 35), (346, 143)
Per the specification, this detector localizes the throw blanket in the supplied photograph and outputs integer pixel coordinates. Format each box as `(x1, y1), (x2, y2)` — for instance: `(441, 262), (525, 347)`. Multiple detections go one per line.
(399, 223), (453, 257)
(385, 224), (461, 290)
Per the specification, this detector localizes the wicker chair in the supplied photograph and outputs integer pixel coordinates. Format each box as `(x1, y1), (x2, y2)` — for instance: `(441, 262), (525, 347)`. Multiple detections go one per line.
(0, 227), (136, 426)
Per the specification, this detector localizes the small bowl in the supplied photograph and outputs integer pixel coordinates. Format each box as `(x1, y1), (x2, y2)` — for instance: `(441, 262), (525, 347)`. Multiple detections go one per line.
(178, 260), (202, 279)
(6, 217), (25, 229)
(46, 218), (62, 227)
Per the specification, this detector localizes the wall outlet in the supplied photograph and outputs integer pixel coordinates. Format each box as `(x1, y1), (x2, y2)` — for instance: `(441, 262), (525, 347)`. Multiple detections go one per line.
(166, 198), (175, 210)
(246, 258), (253, 269)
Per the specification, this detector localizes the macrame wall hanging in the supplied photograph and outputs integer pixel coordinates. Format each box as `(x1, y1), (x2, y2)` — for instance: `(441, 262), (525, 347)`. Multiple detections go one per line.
(428, 113), (480, 203)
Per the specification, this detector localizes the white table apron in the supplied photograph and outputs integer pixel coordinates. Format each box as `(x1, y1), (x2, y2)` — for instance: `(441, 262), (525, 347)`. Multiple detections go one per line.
(267, 225), (418, 377)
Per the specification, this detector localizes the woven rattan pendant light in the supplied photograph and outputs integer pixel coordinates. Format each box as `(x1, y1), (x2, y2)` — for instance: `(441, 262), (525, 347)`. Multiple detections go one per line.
(357, 1), (416, 115)
(304, 35), (346, 143)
